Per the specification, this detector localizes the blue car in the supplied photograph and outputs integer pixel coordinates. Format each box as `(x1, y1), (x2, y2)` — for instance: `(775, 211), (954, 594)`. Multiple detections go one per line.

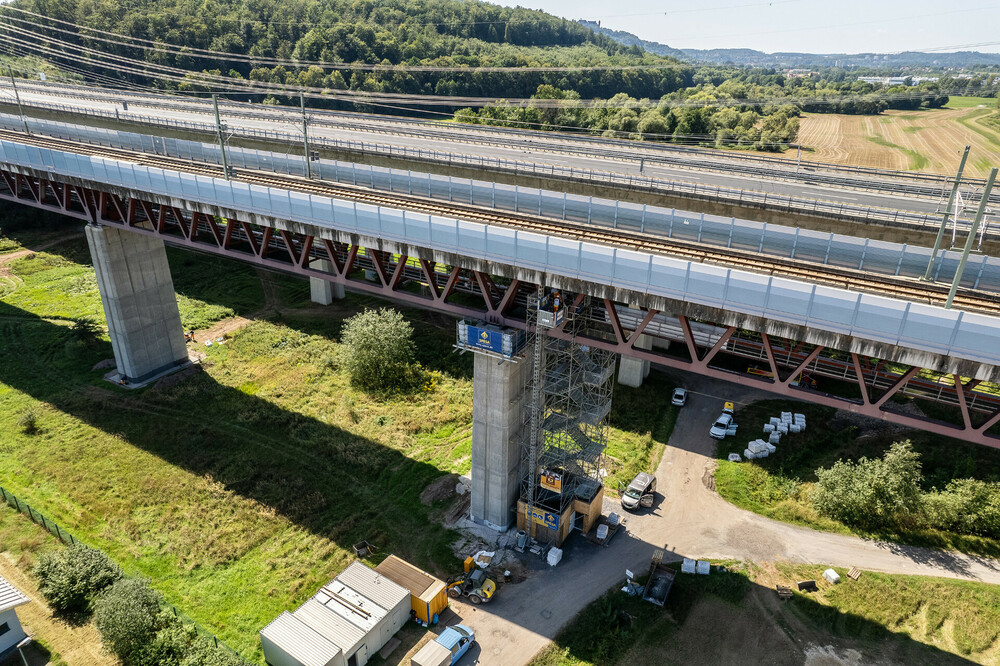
(411, 624), (476, 666)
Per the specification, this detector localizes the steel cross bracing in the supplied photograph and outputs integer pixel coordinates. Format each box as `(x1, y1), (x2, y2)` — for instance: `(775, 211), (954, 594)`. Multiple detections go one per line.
(1, 167), (1000, 448)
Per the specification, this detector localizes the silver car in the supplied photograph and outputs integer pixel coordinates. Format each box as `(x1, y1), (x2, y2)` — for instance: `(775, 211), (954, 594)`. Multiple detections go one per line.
(620, 472), (656, 511)
(671, 388), (688, 406)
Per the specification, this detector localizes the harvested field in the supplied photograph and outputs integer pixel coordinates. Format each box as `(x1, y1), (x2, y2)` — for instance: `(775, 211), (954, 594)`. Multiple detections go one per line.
(796, 105), (1000, 177)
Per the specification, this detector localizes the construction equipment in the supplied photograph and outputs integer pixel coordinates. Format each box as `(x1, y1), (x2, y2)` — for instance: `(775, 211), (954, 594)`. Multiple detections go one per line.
(446, 559), (496, 605)
(641, 549), (675, 607)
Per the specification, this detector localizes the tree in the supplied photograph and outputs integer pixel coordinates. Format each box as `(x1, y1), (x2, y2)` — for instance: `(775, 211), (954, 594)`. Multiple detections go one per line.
(340, 308), (418, 391)
(812, 440), (923, 530)
(34, 543), (124, 613)
(94, 578), (162, 664)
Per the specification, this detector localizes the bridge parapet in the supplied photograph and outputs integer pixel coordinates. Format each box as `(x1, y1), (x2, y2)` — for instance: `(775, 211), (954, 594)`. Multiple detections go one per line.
(2, 137), (998, 381)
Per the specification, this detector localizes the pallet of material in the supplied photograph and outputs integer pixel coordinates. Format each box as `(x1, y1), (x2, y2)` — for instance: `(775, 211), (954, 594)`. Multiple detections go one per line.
(776, 585), (793, 600)
(586, 516), (623, 546)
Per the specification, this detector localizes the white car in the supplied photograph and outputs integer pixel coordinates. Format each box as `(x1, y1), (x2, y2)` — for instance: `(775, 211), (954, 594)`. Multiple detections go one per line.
(709, 403), (738, 439)
(671, 388), (688, 406)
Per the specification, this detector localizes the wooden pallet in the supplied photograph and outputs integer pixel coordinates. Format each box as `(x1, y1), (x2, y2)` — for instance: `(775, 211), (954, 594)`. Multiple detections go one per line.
(847, 567), (862, 581)
(776, 585), (793, 600)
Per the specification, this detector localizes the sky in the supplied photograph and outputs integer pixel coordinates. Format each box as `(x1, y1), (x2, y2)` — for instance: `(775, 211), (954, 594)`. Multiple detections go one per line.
(495, 0), (1000, 54)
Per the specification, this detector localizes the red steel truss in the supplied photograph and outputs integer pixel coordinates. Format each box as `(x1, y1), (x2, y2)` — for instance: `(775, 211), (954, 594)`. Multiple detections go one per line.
(1, 169), (998, 448)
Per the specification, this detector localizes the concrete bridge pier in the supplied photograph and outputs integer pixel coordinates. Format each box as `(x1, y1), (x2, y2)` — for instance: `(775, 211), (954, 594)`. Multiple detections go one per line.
(309, 259), (345, 305)
(470, 354), (528, 531)
(85, 224), (188, 383)
(617, 333), (652, 387)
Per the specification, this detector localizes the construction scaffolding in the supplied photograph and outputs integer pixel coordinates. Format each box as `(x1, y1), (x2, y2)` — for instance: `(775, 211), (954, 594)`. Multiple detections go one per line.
(518, 289), (615, 546)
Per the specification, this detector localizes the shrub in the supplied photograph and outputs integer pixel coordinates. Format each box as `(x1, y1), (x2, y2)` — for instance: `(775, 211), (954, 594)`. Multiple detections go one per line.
(340, 308), (420, 391)
(17, 408), (38, 435)
(924, 479), (1000, 537)
(33, 543), (123, 613)
(812, 440), (923, 530)
(94, 578), (162, 665)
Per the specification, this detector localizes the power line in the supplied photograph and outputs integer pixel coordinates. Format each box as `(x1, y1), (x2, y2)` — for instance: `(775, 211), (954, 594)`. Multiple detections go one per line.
(0, 20), (979, 111)
(0, 6), (690, 73)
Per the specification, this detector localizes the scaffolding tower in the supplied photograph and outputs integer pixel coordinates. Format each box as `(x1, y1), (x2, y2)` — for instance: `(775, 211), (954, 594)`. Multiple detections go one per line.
(519, 289), (615, 545)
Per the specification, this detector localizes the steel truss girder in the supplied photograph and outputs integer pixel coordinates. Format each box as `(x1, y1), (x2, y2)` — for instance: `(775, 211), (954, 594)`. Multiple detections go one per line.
(0, 170), (997, 448)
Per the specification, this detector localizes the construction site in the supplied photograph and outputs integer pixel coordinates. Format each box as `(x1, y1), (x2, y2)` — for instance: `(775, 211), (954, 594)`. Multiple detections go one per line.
(456, 288), (618, 553)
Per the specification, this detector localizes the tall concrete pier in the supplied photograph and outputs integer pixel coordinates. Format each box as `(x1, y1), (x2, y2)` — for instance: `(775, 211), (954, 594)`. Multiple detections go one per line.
(85, 224), (188, 383)
(617, 333), (651, 387)
(470, 354), (528, 531)
(309, 259), (345, 305)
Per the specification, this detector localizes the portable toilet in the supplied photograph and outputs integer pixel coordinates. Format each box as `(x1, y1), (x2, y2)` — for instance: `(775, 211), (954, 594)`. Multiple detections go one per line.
(375, 555), (448, 625)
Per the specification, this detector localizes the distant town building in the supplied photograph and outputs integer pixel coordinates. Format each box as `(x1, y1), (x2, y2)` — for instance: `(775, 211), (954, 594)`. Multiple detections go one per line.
(785, 69), (814, 78)
(856, 76), (938, 87)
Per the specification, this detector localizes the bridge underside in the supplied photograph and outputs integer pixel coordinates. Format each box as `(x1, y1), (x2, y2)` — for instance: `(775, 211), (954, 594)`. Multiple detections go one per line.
(2, 169), (999, 448)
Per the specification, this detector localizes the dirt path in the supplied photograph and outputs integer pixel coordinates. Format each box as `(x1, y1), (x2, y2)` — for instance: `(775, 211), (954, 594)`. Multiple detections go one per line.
(0, 555), (116, 666)
(448, 374), (1000, 666)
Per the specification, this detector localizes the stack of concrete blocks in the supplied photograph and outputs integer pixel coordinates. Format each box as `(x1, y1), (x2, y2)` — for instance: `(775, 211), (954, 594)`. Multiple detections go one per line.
(792, 413), (807, 433)
(745, 439), (771, 460)
(85, 225), (188, 383)
(470, 354), (528, 531)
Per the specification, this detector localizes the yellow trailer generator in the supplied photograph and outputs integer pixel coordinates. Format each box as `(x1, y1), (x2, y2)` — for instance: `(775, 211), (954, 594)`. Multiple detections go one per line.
(375, 555), (449, 625)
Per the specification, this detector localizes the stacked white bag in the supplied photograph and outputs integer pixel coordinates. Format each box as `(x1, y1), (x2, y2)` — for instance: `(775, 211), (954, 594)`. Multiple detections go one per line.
(794, 413), (807, 432)
(749, 439), (770, 458)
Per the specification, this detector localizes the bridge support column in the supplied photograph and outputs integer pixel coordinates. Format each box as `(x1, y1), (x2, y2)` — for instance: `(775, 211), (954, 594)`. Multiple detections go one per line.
(309, 260), (344, 305)
(617, 334), (652, 387)
(470, 354), (527, 531)
(85, 224), (188, 383)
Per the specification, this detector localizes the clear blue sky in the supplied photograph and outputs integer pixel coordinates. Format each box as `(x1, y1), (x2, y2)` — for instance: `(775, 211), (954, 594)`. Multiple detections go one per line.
(495, 1), (1000, 54)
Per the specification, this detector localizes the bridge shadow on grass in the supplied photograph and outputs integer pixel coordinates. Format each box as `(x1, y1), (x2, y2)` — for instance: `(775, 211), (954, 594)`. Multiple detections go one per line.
(4, 216), (472, 380)
(542, 548), (979, 666)
(0, 300), (461, 593)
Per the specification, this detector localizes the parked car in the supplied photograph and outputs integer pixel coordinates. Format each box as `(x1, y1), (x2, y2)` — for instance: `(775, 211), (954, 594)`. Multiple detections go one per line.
(411, 624), (476, 666)
(709, 401), (738, 440)
(619, 472), (656, 511)
(671, 388), (688, 406)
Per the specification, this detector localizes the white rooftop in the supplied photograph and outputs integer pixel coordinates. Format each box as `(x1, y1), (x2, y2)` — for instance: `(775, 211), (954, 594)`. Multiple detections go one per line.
(260, 611), (342, 666)
(0, 575), (29, 613)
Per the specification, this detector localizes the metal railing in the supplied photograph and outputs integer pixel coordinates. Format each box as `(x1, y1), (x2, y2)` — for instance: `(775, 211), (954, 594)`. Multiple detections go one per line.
(1, 97), (986, 237)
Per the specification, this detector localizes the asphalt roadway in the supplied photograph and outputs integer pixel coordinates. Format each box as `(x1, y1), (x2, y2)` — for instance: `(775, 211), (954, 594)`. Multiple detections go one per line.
(0, 82), (954, 219)
(445, 373), (1000, 666)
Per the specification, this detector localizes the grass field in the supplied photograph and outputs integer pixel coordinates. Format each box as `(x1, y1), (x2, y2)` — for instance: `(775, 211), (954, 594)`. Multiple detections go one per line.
(713, 400), (1000, 557)
(530, 560), (1000, 666)
(797, 98), (1000, 176)
(0, 214), (673, 662)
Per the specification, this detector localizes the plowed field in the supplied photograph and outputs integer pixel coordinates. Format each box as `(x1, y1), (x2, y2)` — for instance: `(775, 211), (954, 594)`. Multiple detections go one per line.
(796, 104), (1000, 177)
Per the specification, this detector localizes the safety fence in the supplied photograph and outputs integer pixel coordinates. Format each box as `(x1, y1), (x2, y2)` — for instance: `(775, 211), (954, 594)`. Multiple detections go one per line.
(4, 111), (997, 293)
(0, 484), (244, 659)
(1, 97), (985, 233)
(5, 79), (989, 192)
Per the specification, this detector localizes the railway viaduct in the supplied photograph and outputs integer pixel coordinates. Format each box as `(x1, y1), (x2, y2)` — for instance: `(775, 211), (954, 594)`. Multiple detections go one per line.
(2, 126), (1000, 532)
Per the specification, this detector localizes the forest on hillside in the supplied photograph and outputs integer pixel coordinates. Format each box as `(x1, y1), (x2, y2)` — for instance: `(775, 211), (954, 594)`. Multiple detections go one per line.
(8, 0), (692, 100)
(1, 0), (965, 151)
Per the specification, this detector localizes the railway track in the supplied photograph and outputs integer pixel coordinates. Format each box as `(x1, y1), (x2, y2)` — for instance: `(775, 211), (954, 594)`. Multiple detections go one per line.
(3, 128), (999, 316)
